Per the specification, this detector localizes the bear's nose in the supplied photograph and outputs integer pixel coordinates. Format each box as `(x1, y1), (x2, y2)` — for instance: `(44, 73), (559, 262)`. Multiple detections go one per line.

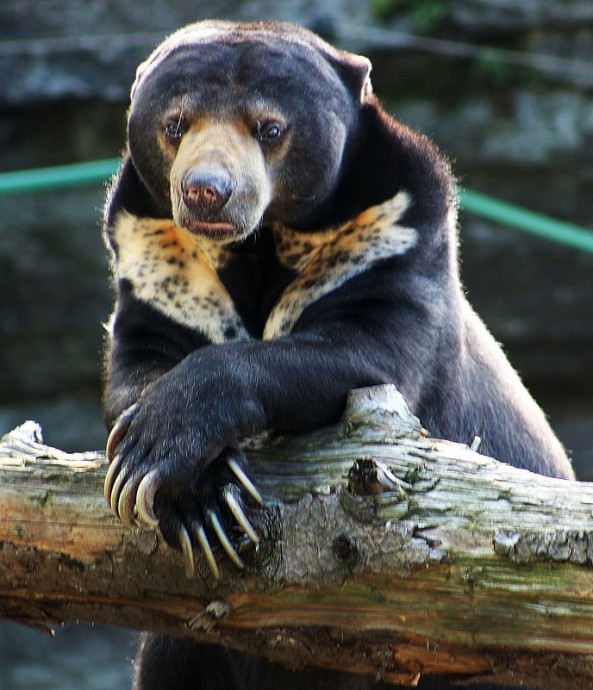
(181, 169), (235, 210)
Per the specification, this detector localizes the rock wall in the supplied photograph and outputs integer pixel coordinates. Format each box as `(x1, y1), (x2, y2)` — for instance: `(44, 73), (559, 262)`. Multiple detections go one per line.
(1, 0), (592, 478)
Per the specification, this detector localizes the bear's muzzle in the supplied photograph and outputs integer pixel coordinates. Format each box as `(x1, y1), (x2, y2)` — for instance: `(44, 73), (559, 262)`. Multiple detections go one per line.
(181, 168), (235, 211)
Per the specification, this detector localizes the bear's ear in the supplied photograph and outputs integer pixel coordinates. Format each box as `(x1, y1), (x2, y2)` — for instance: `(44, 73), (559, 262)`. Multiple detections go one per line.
(331, 52), (373, 102)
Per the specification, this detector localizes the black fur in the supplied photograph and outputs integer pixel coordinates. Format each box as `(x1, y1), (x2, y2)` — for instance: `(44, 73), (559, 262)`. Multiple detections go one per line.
(102, 20), (573, 690)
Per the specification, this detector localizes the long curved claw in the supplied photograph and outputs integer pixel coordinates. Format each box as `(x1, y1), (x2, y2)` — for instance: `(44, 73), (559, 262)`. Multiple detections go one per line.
(106, 403), (139, 462)
(178, 524), (195, 579)
(224, 490), (260, 544)
(104, 453), (124, 505)
(208, 511), (244, 569)
(117, 478), (139, 527)
(109, 468), (129, 518)
(194, 522), (220, 580)
(227, 457), (263, 504)
(135, 469), (160, 528)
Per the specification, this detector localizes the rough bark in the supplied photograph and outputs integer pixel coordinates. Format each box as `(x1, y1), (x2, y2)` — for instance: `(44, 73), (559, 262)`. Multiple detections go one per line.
(1, 384), (593, 688)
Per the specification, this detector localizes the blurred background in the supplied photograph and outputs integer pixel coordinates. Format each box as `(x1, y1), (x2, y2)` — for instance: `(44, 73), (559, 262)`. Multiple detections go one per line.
(1, 1), (592, 688)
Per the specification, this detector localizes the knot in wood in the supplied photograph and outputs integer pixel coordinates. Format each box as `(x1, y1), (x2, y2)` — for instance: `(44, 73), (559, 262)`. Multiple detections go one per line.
(188, 600), (232, 632)
(348, 457), (409, 497)
(331, 532), (360, 567)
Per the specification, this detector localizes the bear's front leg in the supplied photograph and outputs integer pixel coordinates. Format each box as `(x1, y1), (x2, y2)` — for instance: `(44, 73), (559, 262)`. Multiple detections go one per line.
(103, 331), (401, 578)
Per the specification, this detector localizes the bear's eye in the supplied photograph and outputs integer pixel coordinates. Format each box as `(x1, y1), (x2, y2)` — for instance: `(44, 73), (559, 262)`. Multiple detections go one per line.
(163, 115), (187, 141)
(256, 121), (284, 145)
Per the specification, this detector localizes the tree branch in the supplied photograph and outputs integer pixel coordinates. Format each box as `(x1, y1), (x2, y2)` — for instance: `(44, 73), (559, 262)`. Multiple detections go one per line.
(1, 385), (593, 688)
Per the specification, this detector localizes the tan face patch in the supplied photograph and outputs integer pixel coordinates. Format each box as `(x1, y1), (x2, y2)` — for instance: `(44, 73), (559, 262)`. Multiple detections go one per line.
(263, 192), (417, 339)
(168, 121), (272, 240)
(112, 212), (250, 343)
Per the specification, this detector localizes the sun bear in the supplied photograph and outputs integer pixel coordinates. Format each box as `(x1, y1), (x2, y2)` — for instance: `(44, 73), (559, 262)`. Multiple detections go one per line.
(101, 19), (573, 690)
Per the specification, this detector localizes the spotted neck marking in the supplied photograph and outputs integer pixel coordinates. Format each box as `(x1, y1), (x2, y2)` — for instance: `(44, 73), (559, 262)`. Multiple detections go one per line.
(111, 192), (416, 344)
(264, 191), (417, 339)
(112, 212), (250, 343)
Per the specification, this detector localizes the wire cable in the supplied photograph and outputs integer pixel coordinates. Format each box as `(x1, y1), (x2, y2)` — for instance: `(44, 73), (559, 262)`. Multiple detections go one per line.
(1, 22), (592, 87)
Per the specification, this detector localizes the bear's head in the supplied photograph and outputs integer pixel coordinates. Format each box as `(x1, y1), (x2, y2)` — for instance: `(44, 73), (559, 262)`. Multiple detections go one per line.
(126, 20), (372, 242)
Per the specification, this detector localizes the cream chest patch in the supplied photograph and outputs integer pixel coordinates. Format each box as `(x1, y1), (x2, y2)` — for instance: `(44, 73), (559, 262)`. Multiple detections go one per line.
(112, 212), (250, 343)
(264, 192), (417, 339)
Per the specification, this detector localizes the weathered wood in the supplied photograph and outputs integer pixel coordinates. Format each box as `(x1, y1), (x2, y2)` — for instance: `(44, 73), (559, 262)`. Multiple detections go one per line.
(1, 384), (593, 688)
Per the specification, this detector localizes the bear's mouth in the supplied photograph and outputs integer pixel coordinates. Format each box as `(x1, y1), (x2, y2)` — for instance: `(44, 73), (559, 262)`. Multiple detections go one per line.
(184, 219), (241, 238)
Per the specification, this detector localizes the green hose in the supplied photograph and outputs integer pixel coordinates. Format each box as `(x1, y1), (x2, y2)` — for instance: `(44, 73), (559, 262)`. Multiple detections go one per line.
(460, 189), (593, 255)
(0, 159), (592, 254)
(0, 159), (119, 195)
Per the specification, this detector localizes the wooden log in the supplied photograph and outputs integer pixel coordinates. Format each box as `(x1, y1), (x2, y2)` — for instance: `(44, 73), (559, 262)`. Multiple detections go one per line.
(1, 384), (593, 688)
